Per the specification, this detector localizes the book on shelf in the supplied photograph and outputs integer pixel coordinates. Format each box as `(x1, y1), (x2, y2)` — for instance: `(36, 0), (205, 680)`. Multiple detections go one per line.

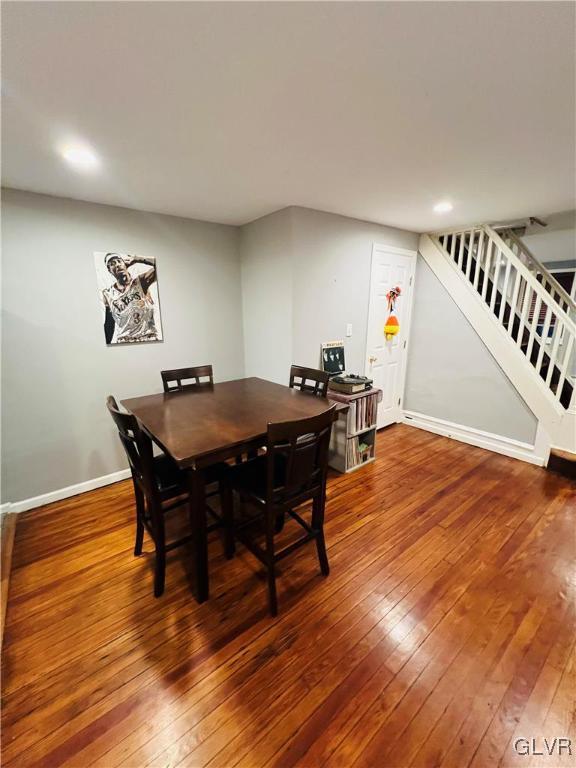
(346, 391), (379, 434)
(346, 436), (375, 468)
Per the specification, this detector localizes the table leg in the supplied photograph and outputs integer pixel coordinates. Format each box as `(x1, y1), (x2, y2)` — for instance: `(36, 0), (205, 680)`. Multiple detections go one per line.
(188, 467), (208, 603)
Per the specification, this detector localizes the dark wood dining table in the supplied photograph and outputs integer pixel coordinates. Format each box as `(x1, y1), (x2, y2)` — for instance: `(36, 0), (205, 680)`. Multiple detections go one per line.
(122, 376), (345, 603)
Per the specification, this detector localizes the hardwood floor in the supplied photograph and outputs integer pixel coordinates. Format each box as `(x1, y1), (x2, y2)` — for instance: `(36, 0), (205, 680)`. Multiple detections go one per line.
(2, 424), (574, 768)
(1, 513), (17, 648)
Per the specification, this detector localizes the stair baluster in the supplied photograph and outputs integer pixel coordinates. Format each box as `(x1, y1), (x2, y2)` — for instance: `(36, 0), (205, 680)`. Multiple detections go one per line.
(431, 224), (576, 413)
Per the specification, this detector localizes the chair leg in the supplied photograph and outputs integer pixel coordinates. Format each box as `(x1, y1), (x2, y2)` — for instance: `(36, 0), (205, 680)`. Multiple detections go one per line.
(274, 511), (285, 533)
(265, 511), (278, 617)
(220, 481), (235, 560)
(134, 516), (144, 556)
(316, 532), (330, 577)
(133, 482), (145, 556)
(312, 495), (330, 576)
(154, 546), (166, 597)
(153, 511), (166, 598)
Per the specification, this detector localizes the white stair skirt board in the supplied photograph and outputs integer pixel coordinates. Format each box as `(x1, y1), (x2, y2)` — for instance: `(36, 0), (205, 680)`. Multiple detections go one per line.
(402, 411), (548, 466)
(419, 233), (575, 454)
(1, 468), (132, 515)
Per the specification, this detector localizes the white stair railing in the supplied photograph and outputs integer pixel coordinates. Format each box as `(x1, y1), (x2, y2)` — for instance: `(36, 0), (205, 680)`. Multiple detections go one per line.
(499, 229), (576, 319)
(432, 224), (576, 412)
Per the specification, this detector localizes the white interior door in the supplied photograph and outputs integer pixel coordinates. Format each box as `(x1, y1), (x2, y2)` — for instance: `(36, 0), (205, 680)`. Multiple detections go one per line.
(365, 244), (416, 429)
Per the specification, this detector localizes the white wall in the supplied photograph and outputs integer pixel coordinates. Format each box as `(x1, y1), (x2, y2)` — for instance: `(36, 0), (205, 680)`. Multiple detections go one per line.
(240, 209), (293, 384)
(1, 189), (244, 503)
(404, 255), (538, 444)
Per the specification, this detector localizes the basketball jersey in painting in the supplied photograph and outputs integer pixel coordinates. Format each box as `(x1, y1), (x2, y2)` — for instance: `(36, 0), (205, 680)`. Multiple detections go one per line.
(104, 276), (157, 343)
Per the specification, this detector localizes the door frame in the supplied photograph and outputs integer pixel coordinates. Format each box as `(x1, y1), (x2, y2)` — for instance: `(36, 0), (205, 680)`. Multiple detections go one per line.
(364, 243), (418, 424)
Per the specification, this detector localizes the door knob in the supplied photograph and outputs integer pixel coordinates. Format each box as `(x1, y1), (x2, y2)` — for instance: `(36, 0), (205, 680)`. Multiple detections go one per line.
(369, 356), (377, 363)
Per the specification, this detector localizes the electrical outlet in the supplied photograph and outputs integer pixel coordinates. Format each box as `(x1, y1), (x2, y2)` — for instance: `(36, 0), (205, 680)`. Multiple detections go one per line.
(346, 323), (353, 337)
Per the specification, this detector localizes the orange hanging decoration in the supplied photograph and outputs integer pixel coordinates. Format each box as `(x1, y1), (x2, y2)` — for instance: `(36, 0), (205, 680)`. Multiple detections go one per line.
(384, 286), (401, 341)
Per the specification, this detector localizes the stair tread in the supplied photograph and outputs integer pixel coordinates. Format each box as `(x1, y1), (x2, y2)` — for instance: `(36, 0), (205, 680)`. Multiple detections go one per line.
(550, 448), (576, 462)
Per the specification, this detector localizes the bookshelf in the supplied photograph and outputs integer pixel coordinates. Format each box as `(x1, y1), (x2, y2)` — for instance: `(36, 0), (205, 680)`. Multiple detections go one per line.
(327, 388), (382, 473)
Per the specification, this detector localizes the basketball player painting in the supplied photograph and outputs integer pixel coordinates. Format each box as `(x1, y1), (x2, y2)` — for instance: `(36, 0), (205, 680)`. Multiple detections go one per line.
(102, 253), (160, 344)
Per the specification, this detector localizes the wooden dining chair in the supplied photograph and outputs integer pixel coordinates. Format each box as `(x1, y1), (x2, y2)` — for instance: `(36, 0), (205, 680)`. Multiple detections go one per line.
(161, 365), (213, 393)
(289, 365), (330, 398)
(106, 396), (233, 597)
(226, 406), (336, 616)
(160, 366), (258, 465)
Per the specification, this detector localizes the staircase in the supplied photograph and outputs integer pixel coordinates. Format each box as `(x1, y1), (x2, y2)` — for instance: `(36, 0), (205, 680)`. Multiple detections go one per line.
(499, 228), (576, 320)
(419, 224), (576, 458)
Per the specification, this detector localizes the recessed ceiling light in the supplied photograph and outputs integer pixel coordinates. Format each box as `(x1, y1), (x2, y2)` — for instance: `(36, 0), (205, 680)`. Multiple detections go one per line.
(433, 201), (453, 214)
(60, 144), (100, 171)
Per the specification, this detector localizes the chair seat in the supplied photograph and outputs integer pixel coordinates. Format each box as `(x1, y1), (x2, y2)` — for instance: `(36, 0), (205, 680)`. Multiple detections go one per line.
(154, 454), (185, 493)
(229, 455), (286, 503)
(154, 454), (229, 495)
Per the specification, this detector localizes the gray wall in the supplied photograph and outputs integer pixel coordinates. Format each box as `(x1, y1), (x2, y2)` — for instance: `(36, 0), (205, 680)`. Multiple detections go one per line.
(1, 189), (244, 503)
(290, 207), (418, 373)
(240, 206), (418, 381)
(404, 256), (538, 444)
(2, 190), (548, 504)
(240, 209), (293, 385)
(522, 210), (575, 267)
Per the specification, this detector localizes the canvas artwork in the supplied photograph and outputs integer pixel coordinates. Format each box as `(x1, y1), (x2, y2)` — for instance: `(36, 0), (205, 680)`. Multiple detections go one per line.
(94, 252), (164, 345)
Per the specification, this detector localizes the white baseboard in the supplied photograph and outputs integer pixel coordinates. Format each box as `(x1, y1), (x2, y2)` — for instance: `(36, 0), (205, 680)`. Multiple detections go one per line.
(2, 468), (132, 515)
(0, 410), (549, 515)
(402, 410), (547, 466)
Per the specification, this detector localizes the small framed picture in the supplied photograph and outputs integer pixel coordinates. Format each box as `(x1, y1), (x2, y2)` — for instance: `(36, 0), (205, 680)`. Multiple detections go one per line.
(321, 340), (346, 375)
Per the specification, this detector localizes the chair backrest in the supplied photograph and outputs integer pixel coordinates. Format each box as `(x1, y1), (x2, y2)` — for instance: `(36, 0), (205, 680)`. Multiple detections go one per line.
(266, 406), (336, 507)
(289, 365), (330, 398)
(161, 365), (214, 393)
(106, 396), (156, 496)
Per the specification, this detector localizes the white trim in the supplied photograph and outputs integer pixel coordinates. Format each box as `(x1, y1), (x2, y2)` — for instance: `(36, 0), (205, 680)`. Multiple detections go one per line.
(534, 421), (552, 466)
(418, 234), (564, 426)
(370, 244), (418, 258)
(365, 243), (418, 428)
(397, 256), (417, 414)
(402, 410), (547, 466)
(0, 504), (13, 516)
(4, 468), (132, 514)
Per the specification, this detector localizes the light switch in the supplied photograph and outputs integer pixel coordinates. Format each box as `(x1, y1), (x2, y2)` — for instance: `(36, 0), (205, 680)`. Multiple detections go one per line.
(346, 323), (353, 337)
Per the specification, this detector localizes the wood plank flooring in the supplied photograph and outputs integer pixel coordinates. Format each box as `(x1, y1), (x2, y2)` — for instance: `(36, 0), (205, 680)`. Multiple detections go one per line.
(1, 424), (575, 768)
(1, 513), (17, 648)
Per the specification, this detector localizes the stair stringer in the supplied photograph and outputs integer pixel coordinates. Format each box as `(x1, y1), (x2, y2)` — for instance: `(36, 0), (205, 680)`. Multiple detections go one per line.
(418, 233), (575, 454)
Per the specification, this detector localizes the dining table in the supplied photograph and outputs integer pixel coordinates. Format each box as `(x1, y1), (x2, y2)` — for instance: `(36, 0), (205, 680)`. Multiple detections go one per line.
(122, 376), (345, 603)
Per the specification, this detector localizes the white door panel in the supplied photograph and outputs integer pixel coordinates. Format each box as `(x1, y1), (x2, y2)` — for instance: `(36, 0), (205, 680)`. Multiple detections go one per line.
(366, 245), (416, 429)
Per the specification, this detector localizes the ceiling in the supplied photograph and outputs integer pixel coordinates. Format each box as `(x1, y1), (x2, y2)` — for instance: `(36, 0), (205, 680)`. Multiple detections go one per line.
(2, 1), (575, 232)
